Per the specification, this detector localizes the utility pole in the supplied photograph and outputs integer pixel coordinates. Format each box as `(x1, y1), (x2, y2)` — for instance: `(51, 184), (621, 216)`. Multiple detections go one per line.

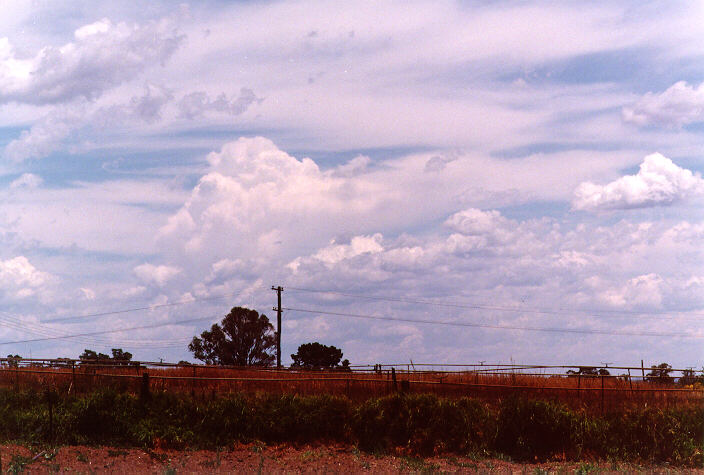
(272, 285), (283, 368)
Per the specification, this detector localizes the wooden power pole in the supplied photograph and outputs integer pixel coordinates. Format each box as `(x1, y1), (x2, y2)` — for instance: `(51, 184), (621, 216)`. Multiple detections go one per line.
(272, 285), (283, 368)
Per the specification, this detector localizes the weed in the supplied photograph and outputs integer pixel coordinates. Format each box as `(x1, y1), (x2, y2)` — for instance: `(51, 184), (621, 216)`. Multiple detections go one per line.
(164, 466), (177, 475)
(398, 456), (439, 473)
(575, 461), (599, 474)
(75, 451), (88, 463)
(107, 448), (128, 457)
(8, 454), (32, 473)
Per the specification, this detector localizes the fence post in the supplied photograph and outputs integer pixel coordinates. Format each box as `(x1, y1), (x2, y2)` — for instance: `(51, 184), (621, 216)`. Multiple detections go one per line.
(628, 369), (633, 395)
(392, 367), (397, 392)
(600, 374), (605, 414)
(191, 366), (196, 398)
(641, 360), (645, 380)
(71, 362), (76, 393)
(141, 372), (150, 401)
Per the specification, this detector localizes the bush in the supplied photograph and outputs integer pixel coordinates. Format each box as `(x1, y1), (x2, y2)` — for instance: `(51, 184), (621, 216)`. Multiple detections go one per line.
(0, 387), (698, 466)
(352, 393), (494, 455)
(495, 396), (577, 461)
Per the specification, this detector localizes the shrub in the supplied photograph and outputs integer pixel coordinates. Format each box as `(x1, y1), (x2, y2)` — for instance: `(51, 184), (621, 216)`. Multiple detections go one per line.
(495, 396), (577, 461)
(352, 393), (494, 455)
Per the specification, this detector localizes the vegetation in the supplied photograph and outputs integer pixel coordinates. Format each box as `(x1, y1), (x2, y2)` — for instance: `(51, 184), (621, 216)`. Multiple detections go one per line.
(290, 342), (350, 370)
(188, 307), (276, 366)
(79, 348), (134, 365)
(0, 388), (701, 466)
(566, 366), (610, 377)
(646, 363), (674, 384)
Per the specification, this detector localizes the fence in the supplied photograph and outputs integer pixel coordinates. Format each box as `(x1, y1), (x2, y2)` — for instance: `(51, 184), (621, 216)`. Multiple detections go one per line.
(0, 358), (701, 411)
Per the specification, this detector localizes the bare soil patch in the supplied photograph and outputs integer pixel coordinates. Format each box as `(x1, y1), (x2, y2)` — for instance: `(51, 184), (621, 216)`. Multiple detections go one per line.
(0, 443), (697, 474)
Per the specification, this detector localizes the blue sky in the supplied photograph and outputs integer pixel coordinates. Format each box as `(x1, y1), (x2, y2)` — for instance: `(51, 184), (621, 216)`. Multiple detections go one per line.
(0, 1), (703, 367)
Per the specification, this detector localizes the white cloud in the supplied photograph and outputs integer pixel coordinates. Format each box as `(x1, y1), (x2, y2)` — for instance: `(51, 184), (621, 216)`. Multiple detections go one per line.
(573, 153), (704, 211)
(157, 137), (389, 267)
(9, 173), (42, 189)
(0, 256), (50, 298)
(0, 18), (183, 105)
(133, 263), (182, 287)
(622, 81), (704, 128)
(3, 84), (259, 161)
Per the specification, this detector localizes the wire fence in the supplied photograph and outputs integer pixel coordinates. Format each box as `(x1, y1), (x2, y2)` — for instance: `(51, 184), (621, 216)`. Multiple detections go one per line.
(1, 358), (701, 410)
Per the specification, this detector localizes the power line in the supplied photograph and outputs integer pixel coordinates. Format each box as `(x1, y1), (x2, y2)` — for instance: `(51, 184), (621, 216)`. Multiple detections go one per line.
(42, 291), (248, 324)
(0, 314), (220, 346)
(0, 311), (187, 348)
(285, 286), (704, 321)
(282, 306), (704, 339)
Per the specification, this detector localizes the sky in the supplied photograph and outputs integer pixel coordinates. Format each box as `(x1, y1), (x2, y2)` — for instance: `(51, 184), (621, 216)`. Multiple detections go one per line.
(0, 1), (703, 368)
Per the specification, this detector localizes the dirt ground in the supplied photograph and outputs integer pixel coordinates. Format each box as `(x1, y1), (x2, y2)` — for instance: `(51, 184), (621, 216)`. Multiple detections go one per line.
(0, 443), (697, 474)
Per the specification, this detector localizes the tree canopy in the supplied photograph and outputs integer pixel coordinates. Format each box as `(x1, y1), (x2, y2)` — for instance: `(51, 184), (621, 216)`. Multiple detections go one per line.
(79, 348), (133, 365)
(188, 306), (276, 366)
(566, 366), (610, 377)
(290, 342), (350, 370)
(646, 362), (674, 384)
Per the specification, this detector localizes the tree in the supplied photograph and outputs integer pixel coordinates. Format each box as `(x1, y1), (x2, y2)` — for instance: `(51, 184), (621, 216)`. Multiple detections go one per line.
(290, 342), (349, 370)
(79, 348), (133, 365)
(646, 362), (674, 384)
(110, 348), (133, 365)
(566, 366), (609, 377)
(188, 307), (276, 366)
(678, 368), (702, 386)
(6, 354), (20, 368)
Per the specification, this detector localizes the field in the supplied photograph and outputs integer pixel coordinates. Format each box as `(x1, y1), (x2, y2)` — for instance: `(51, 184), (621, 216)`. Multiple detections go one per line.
(0, 359), (702, 467)
(1, 358), (701, 412)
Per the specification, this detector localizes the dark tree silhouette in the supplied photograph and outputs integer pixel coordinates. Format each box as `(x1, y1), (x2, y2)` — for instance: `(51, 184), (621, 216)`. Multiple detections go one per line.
(79, 348), (133, 365)
(290, 342), (349, 370)
(646, 362), (674, 384)
(566, 366), (609, 377)
(189, 307), (276, 366)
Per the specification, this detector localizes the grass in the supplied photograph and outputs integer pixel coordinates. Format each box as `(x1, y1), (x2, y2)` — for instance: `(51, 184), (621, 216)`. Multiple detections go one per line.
(0, 387), (700, 466)
(0, 363), (700, 412)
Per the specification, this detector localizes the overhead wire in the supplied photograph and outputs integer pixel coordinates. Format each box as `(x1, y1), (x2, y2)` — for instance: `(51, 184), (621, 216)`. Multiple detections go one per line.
(282, 306), (704, 339)
(285, 286), (704, 321)
(0, 314), (222, 346)
(42, 290), (251, 323)
(0, 311), (189, 348)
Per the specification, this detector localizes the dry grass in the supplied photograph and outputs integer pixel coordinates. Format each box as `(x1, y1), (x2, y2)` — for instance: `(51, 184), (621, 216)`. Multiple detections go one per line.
(0, 361), (700, 411)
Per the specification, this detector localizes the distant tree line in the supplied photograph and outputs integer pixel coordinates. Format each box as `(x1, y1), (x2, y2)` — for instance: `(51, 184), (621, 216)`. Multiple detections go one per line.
(566, 362), (704, 386)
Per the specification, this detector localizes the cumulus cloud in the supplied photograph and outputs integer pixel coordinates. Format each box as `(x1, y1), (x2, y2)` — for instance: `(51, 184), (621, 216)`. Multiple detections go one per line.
(157, 137), (387, 267)
(0, 256), (50, 298)
(572, 153), (704, 211)
(289, 234), (383, 271)
(0, 18), (183, 105)
(622, 81), (704, 127)
(133, 263), (182, 287)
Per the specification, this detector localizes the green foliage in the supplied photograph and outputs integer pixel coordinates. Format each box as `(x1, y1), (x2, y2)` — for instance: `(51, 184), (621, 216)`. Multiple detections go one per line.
(189, 307), (276, 366)
(645, 363), (674, 384)
(290, 342), (347, 370)
(0, 387), (699, 465)
(79, 348), (133, 365)
(495, 396), (578, 461)
(566, 367), (610, 377)
(352, 394), (495, 455)
(5, 355), (21, 368)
